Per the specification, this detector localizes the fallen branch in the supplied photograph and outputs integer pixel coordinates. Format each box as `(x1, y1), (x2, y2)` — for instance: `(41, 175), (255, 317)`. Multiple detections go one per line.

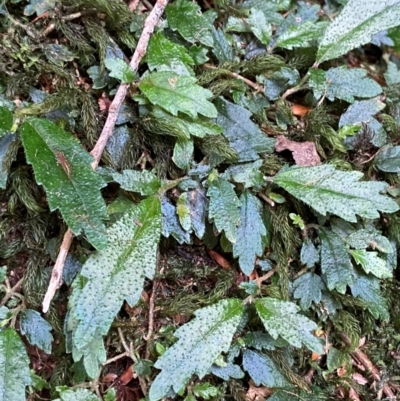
(42, 0), (169, 313)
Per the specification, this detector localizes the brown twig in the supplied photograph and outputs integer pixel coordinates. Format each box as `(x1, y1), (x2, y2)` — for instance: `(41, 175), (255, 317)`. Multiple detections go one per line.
(42, 0), (169, 313)
(258, 192), (275, 207)
(145, 281), (158, 358)
(281, 73), (310, 100)
(255, 268), (277, 287)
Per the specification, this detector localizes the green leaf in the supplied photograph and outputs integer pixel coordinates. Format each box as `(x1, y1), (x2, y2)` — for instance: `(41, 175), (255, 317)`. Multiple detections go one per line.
(147, 32), (194, 76)
(224, 160), (264, 189)
(211, 28), (234, 62)
(193, 383), (219, 399)
(166, 0), (213, 47)
(161, 196), (191, 244)
(104, 388), (116, 401)
(215, 98), (275, 162)
(104, 58), (135, 83)
(0, 133), (16, 189)
(317, 0), (400, 63)
(20, 309), (53, 354)
(87, 66), (110, 90)
(349, 249), (392, 279)
(293, 273), (326, 310)
(187, 188), (207, 239)
(0, 106), (12, 131)
(309, 68), (327, 100)
(320, 228), (353, 294)
(326, 347), (351, 372)
(249, 8), (272, 45)
(149, 298), (243, 401)
(210, 361), (244, 380)
(384, 61), (400, 85)
(173, 139), (193, 170)
(30, 371), (49, 391)
(44, 44), (75, 66)
(255, 298), (324, 354)
(21, 118), (108, 249)
(324, 67), (382, 103)
(242, 349), (289, 387)
(0, 266), (6, 283)
(111, 169), (161, 196)
(0, 328), (31, 401)
(139, 72), (217, 119)
(24, 0), (55, 16)
(57, 388), (100, 401)
(69, 197), (161, 352)
(374, 146), (400, 173)
(233, 191), (266, 275)
(350, 271), (389, 320)
(274, 165), (399, 222)
(346, 229), (393, 253)
(276, 20), (328, 50)
(207, 177), (241, 243)
(300, 238), (319, 268)
(177, 192), (191, 232)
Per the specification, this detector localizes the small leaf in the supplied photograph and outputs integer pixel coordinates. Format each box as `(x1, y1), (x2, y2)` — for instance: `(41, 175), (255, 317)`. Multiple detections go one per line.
(57, 388), (100, 401)
(111, 169), (161, 196)
(224, 160), (264, 189)
(0, 133), (16, 189)
(317, 0), (400, 63)
(139, 72), (217, 119)
(374, 146), (400, 173)
(320, 228), (353, 294)
(293, 273), (326, 310)
(0, 266), (6, 283)
(211, 361), (244, 380)
(346, 229), (393, 253)
(384, 61), (400, 85)
(166, 0), (213, 47)
(187, 188), (207, 239)
(249, 8), (272, 45)
(149, 299), (243, 401)
(21, 119), (108, 249)
(215, 98), (275, 162)
(233, 191), (267, 275)
(173, 139), (193, 170)
(87, 66), (110, 90)
(211, 28), (234, 62)
(43, 44), (75, 66)
(242, 349), (289, 387)
(255, 298), (324, 354)
(207, 177), (241, 243)
(162, 196), (191, 244)
(327, 348), (351, 372)
(193, 383), (219, 399)
(24, 0), (55, 16)
(300, 239), (319, 267)
(177, 192), (191, 232)
(20, 309), (53, 354)
(309, 68), (327, 100)
(105, 125), (130, 167)
(349, 249), (392, 279)
(274, 165), (399, 222)
(0, 106), (13, 132)
(105, 58), (135, 83)
(0, 328), (31, 401)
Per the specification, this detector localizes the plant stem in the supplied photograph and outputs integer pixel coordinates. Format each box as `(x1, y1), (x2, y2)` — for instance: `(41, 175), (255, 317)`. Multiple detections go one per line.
(281, 73), (310, 100)
(0, 278), (24, 307)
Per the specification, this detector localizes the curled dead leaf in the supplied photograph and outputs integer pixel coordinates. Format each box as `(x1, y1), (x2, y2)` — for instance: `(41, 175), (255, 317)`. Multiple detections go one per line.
(119, 365), (136, 385)
(349, 387), (361, 401)
(352, 372), (368, 385)
(291, 104), (311, 117)
(246, 381), (273, 401)
(207, 249), (231, 269)
(275, 135), (321, 166)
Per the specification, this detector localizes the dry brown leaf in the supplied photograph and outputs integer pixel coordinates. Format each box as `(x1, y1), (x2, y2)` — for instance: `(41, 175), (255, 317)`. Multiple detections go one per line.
(207, 249), (231, 269)
(352, 372), (368, 385)
(102, 372), (118, 383)
(337, 366), (347, 377)
(291, 104), (311, 116)
(246, 382), (273, 401)
(275, 135), (321, 166)
(349, 387), (361, 401)
(119, 365), (135, 385)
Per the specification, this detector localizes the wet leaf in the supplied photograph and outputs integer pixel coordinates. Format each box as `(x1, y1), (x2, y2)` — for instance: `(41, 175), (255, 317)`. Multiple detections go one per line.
(349, 249), (392, 279)
(293, 272), (326, 310)
(275, 135), (321, 166)
(111, 169), (161, 196)
(374, 145), (400, 173)
(149, 299), (243, 401)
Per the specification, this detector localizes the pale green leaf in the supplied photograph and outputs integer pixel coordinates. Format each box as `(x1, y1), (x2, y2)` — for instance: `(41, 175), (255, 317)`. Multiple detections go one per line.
(70, 197), (161, 351)
(147, 32), (194, 76)
(273, 165), (399, 222)
(308, 68), (327, 100)
(249, 8), (272, 45)
(300, 238), (319, 267)
(87, 66), (110, 90)
(255, 298), (324, 354)
(242, 349), (288, 387)
(374, 145), (400, 173)
(350, 271), (389, 320)
(193, 383), (219, 399)
(349, 249), (392, 279)
(105, 125), (130, 167)
(210, 361), (244, 380)
(104, 58), (135, 83)
(44, 44), (75, 66)
(233, 191), (267, 275)
(224, 160), (264, 189)
(0, 328), (31, 401)
(111, 169), (161, 196)
(149, 299), (243, 401)
(207, 177), (241, 243)
(211, 28), (234, 62)
(320, 228), (353, 294)
(317, 0), (400, 63)
(173, 139), (193, 170)
(293, 273), (326, 310)
(139, 72), (217, 119)
(57, 388), (100, 401)
(162, 196), (191, 244)
(339, 98), (385, 128)
(21, 118), (108, 249)
(324, 67), (382, 103)
(20, 309), (53, 354)
(177, 192), (191, 232)
(24, 0), (55, 16)
(276, 21), (328, 50)
(187, 188), (207, 239)
(346, 229), (393, 253)
(166, 0), (213, 47)
(327, 348), (351, 372)
(215, 98), (275, 162)
(384, 61), (400, 85)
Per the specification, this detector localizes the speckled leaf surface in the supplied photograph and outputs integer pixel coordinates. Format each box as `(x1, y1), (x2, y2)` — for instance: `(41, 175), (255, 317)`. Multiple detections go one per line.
(293, 273), (326, 310)
(139, 72), (217, 119)
(20, 309), (53, 354)
(69, 197), (161, 351)
(300, 238), (319, 267)
(20, 118), (108, 249)
(211, 27), (234, 62)
(317, 0), (400, 63)
(187, 188), (207, 239)
(0, 106), (12, 132)
(215, 98), (275, 162)
(320, 229), (353, 294)
(339, 98), (385, 128)
(111, 169), (161, 196)
(349, 249), (392, 279)
(207, 177), (241, 243)
(255, 298), (323, 354)
(249, 8), (272, 45)
(173, 139), (193, 169)
(274, 165), (399, 222)
(374, 146), (400, 173)
(162, 195), (191, 244)
(0, 328), (31, 401)
(346, 229), (393, 253)
(149, 298), (243, 401)
(242, 349), (289, 387)
(56, 388), (100, 401)
(233, 191), (266, 275)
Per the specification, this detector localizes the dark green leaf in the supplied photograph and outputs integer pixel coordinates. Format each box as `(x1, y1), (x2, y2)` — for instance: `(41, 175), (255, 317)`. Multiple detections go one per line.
(20, 309), (53, 353)
(349, 249), (392, 279)
(384, 61), (400, 85)
(87, 66), (111, 90)
(134, 359), (153, 376)
(149, 299), (243, 401)
(293, 273), (326, 310)
(21, 119), (108, 250)
(0, 106), (12, 131)
(0, 266), (6, 283)
(0, 328), (31, 401)
(346, 229), (393, 253)
(139, 72), (217, 119)
(44, 44), (75, 66)
(326, 347), (351, 372)
(105, 58), (135, 83)
(249, 8), (272, 45)
(320, 228), (353, 294)
(300, 239), (319, 267)
(111, 169), (161, 196)
(0, 133), (16, 189)
(374, 146), (400, 173)
(105, 125), (130, 167)
(211, 28), (234, 62)
(207, 177), (241, 243)
(233, 191), (266, 275)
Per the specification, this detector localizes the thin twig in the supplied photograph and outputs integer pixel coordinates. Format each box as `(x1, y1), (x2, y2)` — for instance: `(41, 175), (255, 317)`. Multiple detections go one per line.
(255, 268), (277, 287)
(0, 278), (24, 307)
(281, 73), (310, 100)
(145, 281), (158, 358)
(258, 192), (275, 207)
(42, 0), (169, 313)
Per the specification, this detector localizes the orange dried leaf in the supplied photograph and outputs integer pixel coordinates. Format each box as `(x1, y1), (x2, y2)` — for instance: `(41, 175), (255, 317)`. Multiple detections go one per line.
(119, 365), (135, 385)
(207, 249), (231, 269)
(291, 104), (311, 116)
(246, 382), (273, 401)
(275, 135), (321, 166)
